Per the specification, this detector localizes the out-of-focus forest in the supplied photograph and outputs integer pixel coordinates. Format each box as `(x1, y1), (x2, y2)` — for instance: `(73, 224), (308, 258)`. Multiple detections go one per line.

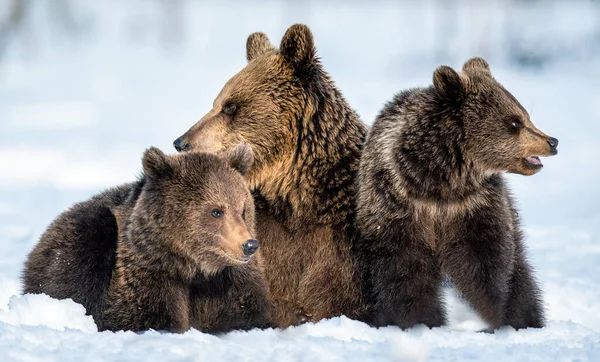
(0, 0), (597, 225)
(2, 0), (600, 69)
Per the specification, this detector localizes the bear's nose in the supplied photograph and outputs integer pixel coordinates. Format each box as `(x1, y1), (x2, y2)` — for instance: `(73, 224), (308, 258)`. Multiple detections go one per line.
(173, 138), (190, 152)
(547, 137), (559, 149)
(242, 239), (259, 256)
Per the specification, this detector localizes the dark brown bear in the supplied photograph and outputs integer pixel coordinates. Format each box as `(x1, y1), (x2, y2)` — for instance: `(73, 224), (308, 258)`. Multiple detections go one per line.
(23, 145), (272, 333)
(356, 57), (558, 331)
(173, 24), (368, 327)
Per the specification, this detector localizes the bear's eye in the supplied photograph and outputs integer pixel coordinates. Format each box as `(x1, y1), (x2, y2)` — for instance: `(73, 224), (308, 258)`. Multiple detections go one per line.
(211, 209), (224, 218)
(223, 103), (237, 116)
(508, 116), (523, 130)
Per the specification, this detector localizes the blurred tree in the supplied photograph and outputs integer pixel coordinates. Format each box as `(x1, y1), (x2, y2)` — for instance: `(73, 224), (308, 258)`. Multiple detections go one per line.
(160, 0), (184, 48)
(0, 0), (27, 58)
(0, 0), (85, 59)
(0, 0), (185, 60)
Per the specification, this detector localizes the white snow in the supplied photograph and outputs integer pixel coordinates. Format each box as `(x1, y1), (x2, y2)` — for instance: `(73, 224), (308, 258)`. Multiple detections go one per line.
(0, 294), (97, 333)
(0, 0), (599, 361)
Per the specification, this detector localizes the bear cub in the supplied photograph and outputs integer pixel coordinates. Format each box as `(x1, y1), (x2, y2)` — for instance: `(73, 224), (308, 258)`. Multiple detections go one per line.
(356, 57), (558, 331)
(23, 144), (271, 333)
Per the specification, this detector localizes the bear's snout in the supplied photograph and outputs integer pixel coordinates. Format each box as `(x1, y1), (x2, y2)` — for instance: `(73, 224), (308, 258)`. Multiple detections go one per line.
(242, 239), (259, 256)
(547, 137), (559, 154)
(173, 137), (190, 152)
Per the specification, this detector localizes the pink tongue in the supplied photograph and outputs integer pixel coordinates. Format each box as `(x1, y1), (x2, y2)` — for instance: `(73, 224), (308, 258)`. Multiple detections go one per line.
(526, 156), (542, 166)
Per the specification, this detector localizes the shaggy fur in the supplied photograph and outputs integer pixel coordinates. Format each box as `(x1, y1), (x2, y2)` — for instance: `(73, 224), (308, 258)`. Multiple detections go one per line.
(23, 145), (272, 333)
(22, 187), (124, 328)
(173, 24), (368, 327)
(356, 57), (558, 330)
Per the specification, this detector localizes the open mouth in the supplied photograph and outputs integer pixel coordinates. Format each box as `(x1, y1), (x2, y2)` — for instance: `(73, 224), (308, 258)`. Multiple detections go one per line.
(524, 156), (543, 169)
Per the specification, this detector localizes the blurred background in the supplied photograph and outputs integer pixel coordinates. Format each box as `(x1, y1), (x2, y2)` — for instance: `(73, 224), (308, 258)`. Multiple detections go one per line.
(0, 0), (599, 326)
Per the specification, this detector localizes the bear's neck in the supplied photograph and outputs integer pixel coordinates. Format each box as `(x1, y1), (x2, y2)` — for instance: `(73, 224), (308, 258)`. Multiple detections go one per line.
(392, 90), (491, 201)
(254, 74), (367, 231)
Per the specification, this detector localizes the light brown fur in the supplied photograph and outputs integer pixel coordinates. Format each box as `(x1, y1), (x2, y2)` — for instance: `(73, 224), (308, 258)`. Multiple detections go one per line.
(173, 24), (368, 327)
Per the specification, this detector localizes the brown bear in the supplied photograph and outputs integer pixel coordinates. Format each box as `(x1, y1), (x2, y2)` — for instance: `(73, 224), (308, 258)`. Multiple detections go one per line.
(23, 144), (272, 333)
(355, 57), (558, 331)
(173, 24), (368, 327)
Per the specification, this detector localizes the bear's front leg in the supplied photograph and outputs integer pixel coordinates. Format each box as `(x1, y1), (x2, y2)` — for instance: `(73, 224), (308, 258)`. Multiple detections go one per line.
(229, 264), (274, 330)
(439, 206), (514, 330)
(103, 268), (190, 332)
(191, 264), (273, 333)
(367, 220), (446, 329)
(502, 230), (545, 329)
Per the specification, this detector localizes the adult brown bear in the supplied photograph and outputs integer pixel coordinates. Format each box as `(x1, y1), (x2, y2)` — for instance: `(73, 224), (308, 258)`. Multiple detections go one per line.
(174, 24), (368, 327)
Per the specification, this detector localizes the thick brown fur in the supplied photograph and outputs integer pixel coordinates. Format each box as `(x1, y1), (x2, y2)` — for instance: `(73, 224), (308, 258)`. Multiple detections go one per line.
(23, 145), (272, 333)
(173, 24), (368, 327)
(356, 57), (558, 330)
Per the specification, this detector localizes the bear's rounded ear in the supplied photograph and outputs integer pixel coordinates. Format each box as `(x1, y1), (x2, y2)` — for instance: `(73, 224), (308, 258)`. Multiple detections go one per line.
(224, 143), (254, 176)
(246, 32), (274, 62)
(462, 57), (492, 76)
(433, 65), (468, 101)
(279, 24), (316, 71)
(142, 147), (172, 180)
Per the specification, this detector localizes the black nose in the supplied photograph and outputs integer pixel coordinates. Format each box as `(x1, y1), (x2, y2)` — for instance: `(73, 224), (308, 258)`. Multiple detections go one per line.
(173, 138), (190, 152)
(547, 137), (559, 149)
(242, 239), (259, 256)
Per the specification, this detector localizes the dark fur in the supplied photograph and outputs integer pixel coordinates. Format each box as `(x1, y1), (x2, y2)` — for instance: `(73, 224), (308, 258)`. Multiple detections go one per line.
(22, 186), (129, 329)
(356, 58), (557, 330)
(23, 146), (272, 333)
(174, 24), (368, 326)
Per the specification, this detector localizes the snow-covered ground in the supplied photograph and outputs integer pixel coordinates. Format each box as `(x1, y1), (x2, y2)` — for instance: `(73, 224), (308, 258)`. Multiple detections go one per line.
(0, 1), (599, 361)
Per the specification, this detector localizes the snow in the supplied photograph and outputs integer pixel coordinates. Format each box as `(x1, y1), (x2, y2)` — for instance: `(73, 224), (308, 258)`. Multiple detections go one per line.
(0, 1), (599, 361)
(0, 294), (97, 333)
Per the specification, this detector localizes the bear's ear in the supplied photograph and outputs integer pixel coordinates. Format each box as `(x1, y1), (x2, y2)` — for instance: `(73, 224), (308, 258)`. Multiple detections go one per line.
(279, 24), (316, 71)
(224, 143), (254, 176)
(433, 65), (468, 101)
(142, 147), (172, 180)
(462, 57), (492, 76)
(246, 32), (274, 62)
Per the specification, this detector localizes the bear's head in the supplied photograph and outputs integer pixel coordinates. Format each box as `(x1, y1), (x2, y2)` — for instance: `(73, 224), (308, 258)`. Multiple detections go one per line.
(172, 24), (324, 190)
(433, 57), (558, 176)
(135, 144), (258, 277)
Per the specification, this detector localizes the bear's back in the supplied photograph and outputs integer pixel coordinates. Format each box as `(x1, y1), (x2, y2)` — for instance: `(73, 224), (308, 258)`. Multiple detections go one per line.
(22, 181), (142, 328)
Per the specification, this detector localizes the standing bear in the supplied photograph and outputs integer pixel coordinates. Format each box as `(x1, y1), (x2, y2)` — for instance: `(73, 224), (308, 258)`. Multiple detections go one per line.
(23, 145), (272, 333)
(173, 24), (368, 327)
(356, 58), (558, 330)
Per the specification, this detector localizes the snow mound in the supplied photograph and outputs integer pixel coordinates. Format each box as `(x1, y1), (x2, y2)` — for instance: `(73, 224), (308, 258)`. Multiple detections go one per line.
(0, 294), (97, 333)
(0, 276), (21, 311)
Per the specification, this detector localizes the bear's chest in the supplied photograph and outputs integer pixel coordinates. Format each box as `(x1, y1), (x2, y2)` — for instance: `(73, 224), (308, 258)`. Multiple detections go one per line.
(411, 203), (457, 252)
(410, 191), (512, 252)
